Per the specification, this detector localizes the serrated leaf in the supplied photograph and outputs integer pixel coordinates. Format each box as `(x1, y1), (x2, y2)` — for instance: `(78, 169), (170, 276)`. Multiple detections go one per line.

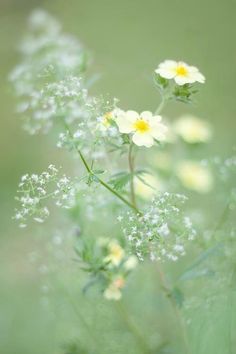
(108, 171), (131, 191)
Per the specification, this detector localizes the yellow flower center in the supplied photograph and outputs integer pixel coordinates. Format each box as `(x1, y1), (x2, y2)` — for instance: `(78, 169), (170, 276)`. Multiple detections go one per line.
(133, 119), (150, 133)
(176, 65), (188, 76)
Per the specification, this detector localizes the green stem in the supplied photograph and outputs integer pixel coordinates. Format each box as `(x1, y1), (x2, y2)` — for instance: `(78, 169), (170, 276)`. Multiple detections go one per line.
(55, 277), (102, 353)
(128, 143), (137, 208)
(63, 121), (142, 215)
(115, 301), (150, 354)
(96, 173), (141, 214)
(156, 265), (190, 354)
(155, 94), (166, 115)
(211, 199), (231, 238)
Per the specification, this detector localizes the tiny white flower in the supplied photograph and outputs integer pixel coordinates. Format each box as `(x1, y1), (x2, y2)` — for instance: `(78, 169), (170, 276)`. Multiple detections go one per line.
(155, 60), (205, 86)
(116, 110), (167, 147)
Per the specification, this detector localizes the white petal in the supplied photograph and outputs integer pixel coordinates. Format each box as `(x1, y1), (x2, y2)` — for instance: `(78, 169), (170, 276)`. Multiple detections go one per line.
(150, 123), (168, 141)
(140, 111), (152, 120)
(190, 71), (205, 83)
(174, 75), (191, 85)
(188, 65), (199, 73)
(125, 110), (139, 122)
(148, 115), (162, 124)
(132, 132), (154, 147)
(177, 61), (188, 68)
(155, 68), (176, 79)
(159, 60), (177, 69)
(116, 115), (134, 134)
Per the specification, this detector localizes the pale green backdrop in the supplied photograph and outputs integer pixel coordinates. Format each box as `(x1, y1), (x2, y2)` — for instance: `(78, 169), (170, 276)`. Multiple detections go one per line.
(0, 1), (235, 353)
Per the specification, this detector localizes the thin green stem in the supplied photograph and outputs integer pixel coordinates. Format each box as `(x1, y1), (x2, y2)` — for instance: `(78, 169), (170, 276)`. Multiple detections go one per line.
(62, 120), (142, 215)
(155, 94), (166, 115)
(128, 143), (137, 208)
(156, 265), (190, 354)
(95, 173), (141, 214)
(115, 301), (150, 354)
(211, 199), (231, 238)
(55, 277), (102, 353)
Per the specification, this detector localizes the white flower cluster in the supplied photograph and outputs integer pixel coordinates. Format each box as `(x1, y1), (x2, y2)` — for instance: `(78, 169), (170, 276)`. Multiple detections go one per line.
(118, 192), (196, 262)
(9, 10), (87, 134)
(14, 165), (76, 227)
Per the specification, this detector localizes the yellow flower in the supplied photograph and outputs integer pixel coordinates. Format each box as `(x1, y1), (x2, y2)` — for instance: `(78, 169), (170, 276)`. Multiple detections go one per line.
(103, 276), (125, 301)
(102, 111), (113, 127)
(116, 110), (167, 147)
(134, 173), (162, 200)
(99, 108), (124, 131)
(155, 60), (205, 86)
(176, 161), (213, 193)
(104, 240), (125, 266)
(174, 115), (212, 143)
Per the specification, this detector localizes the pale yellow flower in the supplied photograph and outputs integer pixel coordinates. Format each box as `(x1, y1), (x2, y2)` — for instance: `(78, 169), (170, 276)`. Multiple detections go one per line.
(174, 115), (212, 143)
(116, 110), (167, 147)
(99, 108), (124, 131)
(134, 173), (162, 200)
(155, 60), (205, 86)
(176, 161), (213, 193)
(103, 276), (125, 301)
(104, 240), (125, 266)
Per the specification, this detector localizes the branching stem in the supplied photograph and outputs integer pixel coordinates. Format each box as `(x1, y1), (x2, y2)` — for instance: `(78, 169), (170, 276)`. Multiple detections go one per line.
(62, 120), (142, 215)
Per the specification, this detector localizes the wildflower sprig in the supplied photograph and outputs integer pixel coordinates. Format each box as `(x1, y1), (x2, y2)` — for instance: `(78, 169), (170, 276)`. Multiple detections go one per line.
(11, 10), (207, 304)
(75, 237), (138, 300)
(154, 59), (205, 104)
(118, 192), (196, 262)
(14, 164), (76, 227)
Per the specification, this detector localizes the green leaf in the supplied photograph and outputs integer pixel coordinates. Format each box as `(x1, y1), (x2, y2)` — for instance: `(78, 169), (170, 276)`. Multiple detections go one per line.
(108, 171), (131, 191)
(92, 169), (106, 175)
(154, 73), (169, 90)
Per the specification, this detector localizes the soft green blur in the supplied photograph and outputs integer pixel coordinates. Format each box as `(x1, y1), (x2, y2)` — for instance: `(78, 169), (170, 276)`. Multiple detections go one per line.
(0, 1), (235, 353)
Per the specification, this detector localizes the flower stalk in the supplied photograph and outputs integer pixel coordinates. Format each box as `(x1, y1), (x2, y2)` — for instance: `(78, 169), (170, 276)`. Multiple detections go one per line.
(128, 143), (137, 208)
(63, 121), (142, 215)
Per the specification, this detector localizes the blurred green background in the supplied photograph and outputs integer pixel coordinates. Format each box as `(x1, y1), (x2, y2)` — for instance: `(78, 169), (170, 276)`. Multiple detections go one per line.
(0, 0), (235, 353)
